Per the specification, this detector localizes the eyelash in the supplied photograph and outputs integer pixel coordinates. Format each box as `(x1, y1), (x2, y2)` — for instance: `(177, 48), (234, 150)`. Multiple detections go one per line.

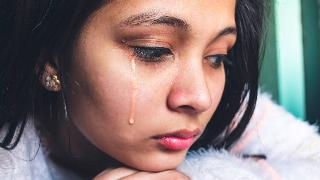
(206, 54), (230, 69)
(131, 46), (173, 63)
(131, 46), (231, 69)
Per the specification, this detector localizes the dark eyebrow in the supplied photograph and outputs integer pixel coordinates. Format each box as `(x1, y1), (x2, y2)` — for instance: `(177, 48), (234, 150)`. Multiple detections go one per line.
(118, 11), (190, 31)
(215, 26), (237, 40)
(118, 11), (237, 40)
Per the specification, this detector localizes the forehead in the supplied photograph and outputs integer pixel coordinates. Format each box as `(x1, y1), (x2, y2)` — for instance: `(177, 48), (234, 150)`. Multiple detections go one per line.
(99, 0), (236, 31)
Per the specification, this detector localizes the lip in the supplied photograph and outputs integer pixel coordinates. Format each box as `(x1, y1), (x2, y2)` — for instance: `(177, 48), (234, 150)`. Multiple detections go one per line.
(153, 129), (201, 151)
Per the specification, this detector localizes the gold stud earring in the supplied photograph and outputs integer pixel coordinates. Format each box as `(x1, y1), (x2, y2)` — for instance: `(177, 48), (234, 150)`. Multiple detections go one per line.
(45, 74), (61, 91)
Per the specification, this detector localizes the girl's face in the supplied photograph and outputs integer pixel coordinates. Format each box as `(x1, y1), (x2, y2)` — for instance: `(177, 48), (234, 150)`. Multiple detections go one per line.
(66, 0), (236, 172)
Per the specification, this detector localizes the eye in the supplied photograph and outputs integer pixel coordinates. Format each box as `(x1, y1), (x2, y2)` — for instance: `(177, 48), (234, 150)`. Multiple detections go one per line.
(206, 54), (230, 69)
(131, 46), (174, 63)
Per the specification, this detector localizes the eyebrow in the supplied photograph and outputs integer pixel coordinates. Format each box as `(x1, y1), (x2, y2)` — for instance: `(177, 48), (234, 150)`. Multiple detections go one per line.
(118, 11), (190, 31)
(118, 11), (237, 39)
(214, 26), (237, 40)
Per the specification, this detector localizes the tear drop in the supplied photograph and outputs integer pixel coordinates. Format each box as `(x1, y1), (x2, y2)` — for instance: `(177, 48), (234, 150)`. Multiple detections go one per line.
(128, 57), (137, 125)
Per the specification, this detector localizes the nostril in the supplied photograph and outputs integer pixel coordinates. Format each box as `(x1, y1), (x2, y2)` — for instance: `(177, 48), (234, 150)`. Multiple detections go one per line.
(178, 105), (196, 113)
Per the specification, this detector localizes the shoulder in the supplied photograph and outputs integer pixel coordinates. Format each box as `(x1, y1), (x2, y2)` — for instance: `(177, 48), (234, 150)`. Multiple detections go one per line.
(0, 122), (52, 180)
(231, 93), (320, 160)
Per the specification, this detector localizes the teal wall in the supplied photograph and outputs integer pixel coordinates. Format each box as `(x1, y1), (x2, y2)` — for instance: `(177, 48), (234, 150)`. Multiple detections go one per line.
(260, 4), (279, 102)
(260, 0), (320, 122)
(301, 0), (320, 124)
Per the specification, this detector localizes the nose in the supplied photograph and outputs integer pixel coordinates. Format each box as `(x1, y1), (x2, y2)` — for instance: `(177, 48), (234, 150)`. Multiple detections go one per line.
(167, 59), (212, 114)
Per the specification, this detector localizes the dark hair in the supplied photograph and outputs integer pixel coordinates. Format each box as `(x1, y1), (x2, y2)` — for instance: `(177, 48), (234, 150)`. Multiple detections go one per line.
(0, 0), (267, 150)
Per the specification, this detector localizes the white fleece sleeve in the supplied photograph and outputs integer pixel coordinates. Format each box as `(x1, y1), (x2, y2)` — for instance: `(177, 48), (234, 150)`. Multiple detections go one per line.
(230, 93), (320, 179)
(178, 148), (265, 180)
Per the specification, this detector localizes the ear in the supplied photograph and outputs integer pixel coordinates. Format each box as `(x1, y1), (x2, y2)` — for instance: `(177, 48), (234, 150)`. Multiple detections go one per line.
(41, 63), (62, 92)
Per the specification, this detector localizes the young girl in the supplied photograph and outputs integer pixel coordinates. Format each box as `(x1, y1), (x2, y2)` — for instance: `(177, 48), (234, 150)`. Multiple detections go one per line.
(1, 0), (319, 179)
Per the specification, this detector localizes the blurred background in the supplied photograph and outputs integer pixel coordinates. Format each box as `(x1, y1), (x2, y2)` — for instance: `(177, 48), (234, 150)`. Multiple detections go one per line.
(260, 0), (320, 124)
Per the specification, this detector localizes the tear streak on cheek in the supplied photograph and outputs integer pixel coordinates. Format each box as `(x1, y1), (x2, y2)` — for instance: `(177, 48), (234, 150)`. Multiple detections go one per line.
(129, 57), (137, 125)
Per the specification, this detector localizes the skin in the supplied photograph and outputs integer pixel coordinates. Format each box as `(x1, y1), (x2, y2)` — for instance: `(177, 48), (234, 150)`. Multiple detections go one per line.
(44, 0), (237, 178)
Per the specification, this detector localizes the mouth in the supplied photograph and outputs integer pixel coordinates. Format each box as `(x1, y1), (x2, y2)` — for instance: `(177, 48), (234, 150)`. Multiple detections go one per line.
(152, 129), (202, 151)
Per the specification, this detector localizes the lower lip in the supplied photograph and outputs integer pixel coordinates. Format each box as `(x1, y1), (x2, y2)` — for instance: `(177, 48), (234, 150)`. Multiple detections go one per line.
(156, 136), (194, 150)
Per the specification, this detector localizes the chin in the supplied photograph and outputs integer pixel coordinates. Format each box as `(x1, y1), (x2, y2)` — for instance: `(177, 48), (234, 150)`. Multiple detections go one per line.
(124, 151), (187, 172)
(136, 162), (179, 172)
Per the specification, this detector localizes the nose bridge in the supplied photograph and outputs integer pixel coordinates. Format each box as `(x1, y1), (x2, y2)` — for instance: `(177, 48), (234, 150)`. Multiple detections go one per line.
(167, 56), (212, 113)
(179, 61), (208, 97)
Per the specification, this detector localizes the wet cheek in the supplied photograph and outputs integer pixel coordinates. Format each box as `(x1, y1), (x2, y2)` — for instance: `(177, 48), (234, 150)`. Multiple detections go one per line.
(69, 90), (140, 160)
(66, 68), (135, 145)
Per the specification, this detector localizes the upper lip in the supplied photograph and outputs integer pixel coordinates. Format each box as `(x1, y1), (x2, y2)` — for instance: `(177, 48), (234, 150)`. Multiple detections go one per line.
(153, 128), (202, 139)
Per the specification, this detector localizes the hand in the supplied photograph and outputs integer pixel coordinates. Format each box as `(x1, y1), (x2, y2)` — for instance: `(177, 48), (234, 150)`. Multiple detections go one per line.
(93, 167), (190, 180)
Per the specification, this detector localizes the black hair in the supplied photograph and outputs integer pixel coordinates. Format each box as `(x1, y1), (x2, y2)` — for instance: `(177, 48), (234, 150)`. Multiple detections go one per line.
(0, 0), (268, 151)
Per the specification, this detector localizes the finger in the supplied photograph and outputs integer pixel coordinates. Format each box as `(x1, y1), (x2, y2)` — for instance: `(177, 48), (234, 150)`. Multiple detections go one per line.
(93, 167), (138, 180)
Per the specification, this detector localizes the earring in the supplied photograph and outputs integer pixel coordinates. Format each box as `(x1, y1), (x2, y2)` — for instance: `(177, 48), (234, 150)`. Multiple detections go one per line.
(45, 74), (61, 91)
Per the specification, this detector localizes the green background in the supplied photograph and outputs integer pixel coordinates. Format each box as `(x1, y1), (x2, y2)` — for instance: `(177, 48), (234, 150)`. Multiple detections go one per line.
(260, 0), (320, 123)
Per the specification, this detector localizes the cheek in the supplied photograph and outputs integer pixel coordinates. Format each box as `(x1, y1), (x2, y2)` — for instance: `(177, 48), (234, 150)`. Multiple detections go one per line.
(213, 69), (226, 106)
(66, 68), (186, 171)
(212, 70), (226, 102)
(201, 68), (226, 123)
(65, 45), (136, 148)
(133, 65), (178, 120)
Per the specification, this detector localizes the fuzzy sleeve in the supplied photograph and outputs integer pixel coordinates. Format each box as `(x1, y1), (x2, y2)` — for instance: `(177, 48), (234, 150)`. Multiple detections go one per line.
(230, 93), (320, 179)
(178, 148), (266, 180)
